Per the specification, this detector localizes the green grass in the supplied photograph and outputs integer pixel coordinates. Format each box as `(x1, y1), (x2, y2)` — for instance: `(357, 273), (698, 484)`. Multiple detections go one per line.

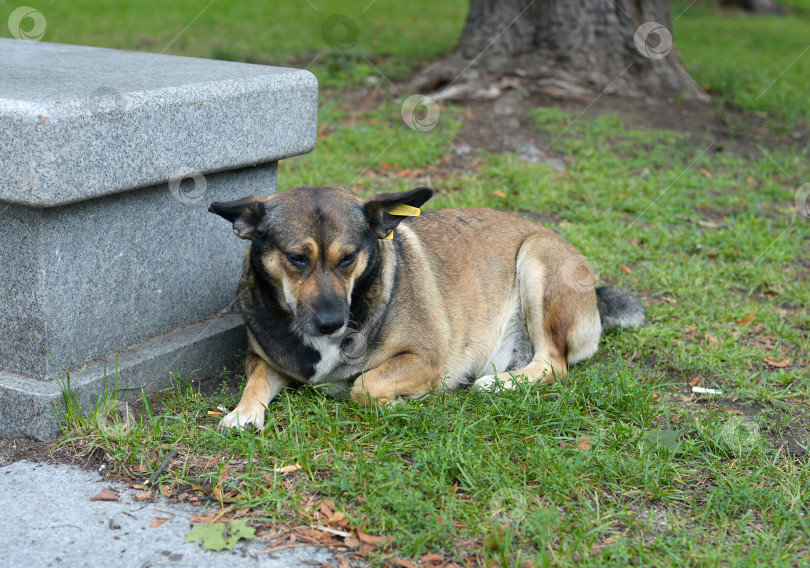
(22, 0), (810, 565)
(0, 0), (468, 85)
(673, 1), (810, 121)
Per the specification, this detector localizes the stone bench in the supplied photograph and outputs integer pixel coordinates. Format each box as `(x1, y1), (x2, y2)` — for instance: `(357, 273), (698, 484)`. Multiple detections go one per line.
(0, 39), (318, 439)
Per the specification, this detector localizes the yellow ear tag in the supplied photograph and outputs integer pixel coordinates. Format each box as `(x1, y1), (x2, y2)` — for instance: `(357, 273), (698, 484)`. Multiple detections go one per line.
(383, 204), (420, 240)
(386, 204), (421, 217)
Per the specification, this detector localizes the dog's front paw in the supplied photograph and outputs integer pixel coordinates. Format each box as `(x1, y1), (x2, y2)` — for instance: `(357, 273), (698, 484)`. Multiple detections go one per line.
(472, 374), (511, 391)
(219, 403), (266, 433)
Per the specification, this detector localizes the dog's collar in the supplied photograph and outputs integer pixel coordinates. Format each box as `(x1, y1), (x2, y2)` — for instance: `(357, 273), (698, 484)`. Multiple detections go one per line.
(384, 203), (421, 240)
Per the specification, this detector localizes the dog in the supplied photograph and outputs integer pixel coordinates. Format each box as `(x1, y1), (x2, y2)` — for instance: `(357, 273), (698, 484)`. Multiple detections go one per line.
(209, 185), (645, 431)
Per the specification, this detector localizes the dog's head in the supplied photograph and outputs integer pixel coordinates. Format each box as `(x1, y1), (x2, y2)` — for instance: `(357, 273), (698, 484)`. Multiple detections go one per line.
(209, 185), (433, 337)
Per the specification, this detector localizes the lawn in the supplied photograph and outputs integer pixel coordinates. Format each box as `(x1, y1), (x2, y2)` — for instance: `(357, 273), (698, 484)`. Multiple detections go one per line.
(8, 0), (808, 566)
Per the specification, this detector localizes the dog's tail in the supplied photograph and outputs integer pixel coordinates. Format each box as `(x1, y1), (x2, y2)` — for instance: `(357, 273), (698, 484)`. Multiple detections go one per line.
(596, 287), (646, 332)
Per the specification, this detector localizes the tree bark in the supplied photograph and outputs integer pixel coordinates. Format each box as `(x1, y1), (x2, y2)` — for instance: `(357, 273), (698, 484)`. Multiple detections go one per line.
(412, 0), (708, 102)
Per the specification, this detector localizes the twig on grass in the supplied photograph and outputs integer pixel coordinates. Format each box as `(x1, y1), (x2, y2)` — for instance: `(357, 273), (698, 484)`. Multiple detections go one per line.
(146, 449), (179, 487)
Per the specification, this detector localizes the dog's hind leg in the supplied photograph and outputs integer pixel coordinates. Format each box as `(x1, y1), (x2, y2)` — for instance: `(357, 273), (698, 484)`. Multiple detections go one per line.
(474, 233), (599, 390)
(221, 351), (294, 432)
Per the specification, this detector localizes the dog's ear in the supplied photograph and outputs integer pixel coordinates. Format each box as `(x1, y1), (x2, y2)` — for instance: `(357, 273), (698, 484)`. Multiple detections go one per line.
(208, 195), (271, 240)
(363, 187), (434, 239)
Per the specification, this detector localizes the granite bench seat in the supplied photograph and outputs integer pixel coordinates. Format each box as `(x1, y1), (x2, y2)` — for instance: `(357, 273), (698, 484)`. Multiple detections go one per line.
(0, 39), (318, 439)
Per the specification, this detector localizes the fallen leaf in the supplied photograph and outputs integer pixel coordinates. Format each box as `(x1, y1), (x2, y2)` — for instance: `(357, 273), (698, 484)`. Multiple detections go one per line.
(420, 553), (445, 563)
(356, 529), (389, 545)
(689, 376), (703, 387)
(576, 437), (592, 451)
(90, 488), (120, 502)
(189, 515), (216, 523)
(160, 485), (172, 498)
(752, 335), (777, 350)
(699, 168), (711, 178)
(135, 491), (151, 500)
(391, 558), (417, 568)
(151, 517), (169, 528)
(620, 264), (632, 275)
(492, 190), (506, 199)
(186, 519), (257, 551)
(764, 357), (790, 368)
(734, 313), (755, 325)
(327, 511), (346, 525)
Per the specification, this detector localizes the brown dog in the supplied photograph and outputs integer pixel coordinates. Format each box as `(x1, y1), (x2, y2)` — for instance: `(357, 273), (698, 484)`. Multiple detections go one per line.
(209, 185), (644, 431)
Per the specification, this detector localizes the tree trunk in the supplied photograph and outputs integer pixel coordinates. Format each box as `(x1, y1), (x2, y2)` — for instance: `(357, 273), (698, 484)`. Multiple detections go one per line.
(411, 0), (708, 102)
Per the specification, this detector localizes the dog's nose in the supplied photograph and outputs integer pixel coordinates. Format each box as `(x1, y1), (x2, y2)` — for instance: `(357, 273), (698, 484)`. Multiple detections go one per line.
(315, 313), (344, 335)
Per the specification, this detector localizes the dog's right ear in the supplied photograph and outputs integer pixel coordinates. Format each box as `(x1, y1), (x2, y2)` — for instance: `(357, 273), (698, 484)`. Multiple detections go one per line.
(208, 195), (270, 240)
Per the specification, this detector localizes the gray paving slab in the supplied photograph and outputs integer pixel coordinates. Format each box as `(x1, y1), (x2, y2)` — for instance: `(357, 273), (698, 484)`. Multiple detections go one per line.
(0, 460), (338, 568)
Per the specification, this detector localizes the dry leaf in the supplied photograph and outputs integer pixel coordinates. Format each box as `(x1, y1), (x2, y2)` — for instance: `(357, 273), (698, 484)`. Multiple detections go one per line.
(327, 511), (346, 525)
(764, 357), (790, 368)
(160, 485), (172, 498)
(90, 488), (119, 502)
(699, 168), (712, 178)
(135, 492), (151, 500)
(189, 515), (216, 523)
(689, 376), (703, 387)
(576, 437), (592, 451)
(734, 313), (755, 325)
(492, 190), (506, 199)
(151, 517), (169, 528)
(620, 264), (633, 275)
(356, 529), (389, 545)
(392, 558), (417, 568)
(420, 553), (445, 563)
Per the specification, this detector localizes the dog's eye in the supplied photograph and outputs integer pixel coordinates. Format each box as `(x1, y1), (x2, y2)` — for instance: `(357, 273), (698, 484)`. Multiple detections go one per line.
(339, 252), (357, 268)
(286, 253), (309, 268)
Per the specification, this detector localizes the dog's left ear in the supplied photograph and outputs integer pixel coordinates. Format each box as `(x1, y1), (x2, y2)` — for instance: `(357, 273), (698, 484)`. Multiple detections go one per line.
(363, 187), (434, 239)
(209, 195), (271, 240)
